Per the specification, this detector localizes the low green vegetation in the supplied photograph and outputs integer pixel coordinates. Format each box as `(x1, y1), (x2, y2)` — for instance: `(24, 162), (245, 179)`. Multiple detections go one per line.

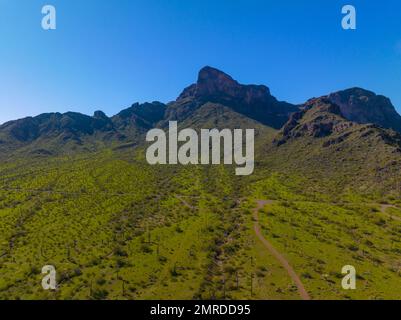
(1, 127), (401, 300)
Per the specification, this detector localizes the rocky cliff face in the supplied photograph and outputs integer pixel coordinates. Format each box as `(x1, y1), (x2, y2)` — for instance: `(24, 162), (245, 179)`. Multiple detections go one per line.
(169, 66), (298, 129)
(178, 66), (272, 105)
(274, 98), (354, 145)
(274, 96), (401, 152)
(327, 88), (401, 132)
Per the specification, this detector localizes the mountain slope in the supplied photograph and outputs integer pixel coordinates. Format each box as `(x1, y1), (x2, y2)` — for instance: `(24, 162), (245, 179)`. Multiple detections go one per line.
(2, 66), (401, 157)
(263, 97), (401, 198)
(1, 67), (401, 300)
(0, 102), (167, 156)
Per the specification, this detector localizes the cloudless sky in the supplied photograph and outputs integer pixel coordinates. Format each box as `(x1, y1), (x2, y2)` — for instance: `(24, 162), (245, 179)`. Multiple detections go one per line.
(0, 0), (400, 124)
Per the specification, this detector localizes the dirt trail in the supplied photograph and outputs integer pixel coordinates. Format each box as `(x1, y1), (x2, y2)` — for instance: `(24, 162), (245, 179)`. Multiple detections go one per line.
(253, 200), (311, 300)
(175, 195), (195, 210)
(379, 204), (401, 222)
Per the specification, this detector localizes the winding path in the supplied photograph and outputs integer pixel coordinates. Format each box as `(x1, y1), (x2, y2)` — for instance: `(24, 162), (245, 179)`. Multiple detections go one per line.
(253, 200), (311, 300)
(379, 204), (401, 222)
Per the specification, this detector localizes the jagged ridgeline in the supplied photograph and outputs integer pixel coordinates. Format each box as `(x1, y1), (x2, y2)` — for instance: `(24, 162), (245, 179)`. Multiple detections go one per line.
(1, 67), (401, 300)
(1, 66), (401, 195)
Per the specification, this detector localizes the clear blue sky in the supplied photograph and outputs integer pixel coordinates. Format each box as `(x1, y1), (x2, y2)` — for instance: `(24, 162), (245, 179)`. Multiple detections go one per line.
(1, 0), (400, 124)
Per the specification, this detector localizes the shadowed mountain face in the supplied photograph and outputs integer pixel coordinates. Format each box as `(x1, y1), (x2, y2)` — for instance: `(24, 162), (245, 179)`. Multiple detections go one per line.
(266, 95), (401, 199)
(0, 102), (167, 145)
(274, 97), (352, 146)
(111, 102), (166, 130)
(327, 88), (401, 132)
(166, 66), (298, 129)
(275, 97), (401, 149)
(0, 112), (111, 143)
(1, 66), (401, 156)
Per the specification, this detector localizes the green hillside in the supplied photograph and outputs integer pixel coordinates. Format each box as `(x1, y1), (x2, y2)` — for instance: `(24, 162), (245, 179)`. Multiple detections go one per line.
(1, 67), (401, 300)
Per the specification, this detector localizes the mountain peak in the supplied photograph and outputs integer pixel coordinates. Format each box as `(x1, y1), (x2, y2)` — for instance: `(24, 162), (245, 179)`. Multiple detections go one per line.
(198, 65), (232, 78)
(93, 110), (108, 119)
(197, 66), (238, 87)
(177, 66), (271, 103)
(327, 88), (401, 132)
(173, 66), (296, 128)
